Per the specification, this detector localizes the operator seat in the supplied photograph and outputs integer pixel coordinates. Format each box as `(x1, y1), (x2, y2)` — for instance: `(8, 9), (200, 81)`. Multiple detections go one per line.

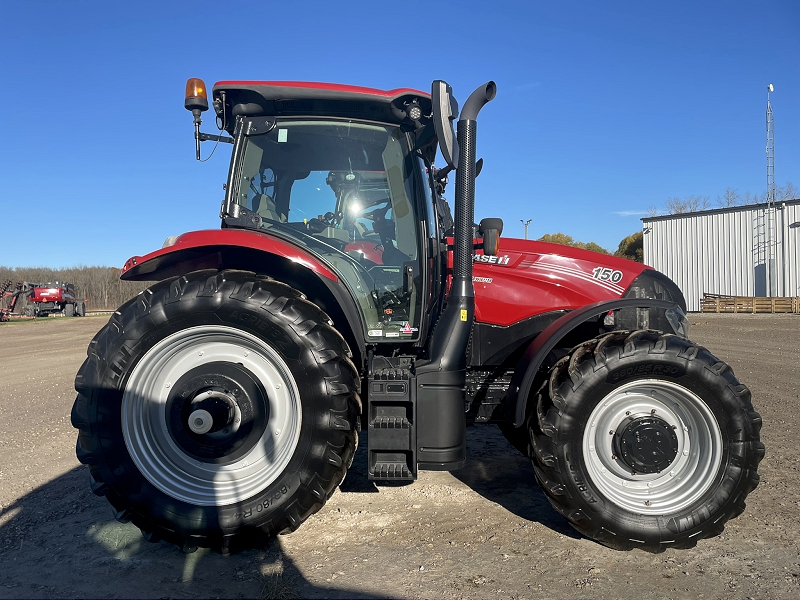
(372, 216), (409, 265)
(252, 194), (284, 222)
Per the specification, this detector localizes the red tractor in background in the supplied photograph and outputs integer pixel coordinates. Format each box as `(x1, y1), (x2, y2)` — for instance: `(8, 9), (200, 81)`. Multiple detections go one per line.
(24, 282), (86, 317)
(72, 77), (763, 555)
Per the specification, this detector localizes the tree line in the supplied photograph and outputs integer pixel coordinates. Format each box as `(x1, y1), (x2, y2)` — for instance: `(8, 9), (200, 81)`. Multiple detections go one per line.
(654, 181), (796, 215)
(5, 179), (793, 311)
(0, 266), (150, 312)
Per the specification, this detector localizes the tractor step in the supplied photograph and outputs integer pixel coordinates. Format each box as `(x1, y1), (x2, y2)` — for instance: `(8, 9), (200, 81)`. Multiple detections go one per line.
(367, 358), (416, 481)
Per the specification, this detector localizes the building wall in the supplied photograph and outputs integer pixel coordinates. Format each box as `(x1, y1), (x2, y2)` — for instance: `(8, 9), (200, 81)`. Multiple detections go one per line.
(643, 200), (800, 312)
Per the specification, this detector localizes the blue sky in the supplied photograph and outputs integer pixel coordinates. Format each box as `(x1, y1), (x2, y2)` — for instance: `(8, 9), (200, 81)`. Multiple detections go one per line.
(1, 0), (798, 267)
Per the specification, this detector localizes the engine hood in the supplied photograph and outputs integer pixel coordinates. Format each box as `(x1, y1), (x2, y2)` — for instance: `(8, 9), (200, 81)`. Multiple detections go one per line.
(472, 237), (649, 326)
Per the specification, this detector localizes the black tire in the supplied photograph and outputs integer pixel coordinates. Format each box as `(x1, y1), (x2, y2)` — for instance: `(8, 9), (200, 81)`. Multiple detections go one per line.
(71, 270), (361, 553)
(76, 301), (86, 316)
(65, 303), (74, 317)
(531, 329), (764, 551)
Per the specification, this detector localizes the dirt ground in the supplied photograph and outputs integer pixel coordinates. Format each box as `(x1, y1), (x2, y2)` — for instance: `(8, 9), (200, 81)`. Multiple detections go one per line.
(0, 313), (798, 599)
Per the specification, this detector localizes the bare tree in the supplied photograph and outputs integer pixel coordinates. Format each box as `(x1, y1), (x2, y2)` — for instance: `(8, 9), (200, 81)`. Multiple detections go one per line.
(717, 187), (741, 208)
(778, 181), (797, 201)
(664, 195), (710, 214)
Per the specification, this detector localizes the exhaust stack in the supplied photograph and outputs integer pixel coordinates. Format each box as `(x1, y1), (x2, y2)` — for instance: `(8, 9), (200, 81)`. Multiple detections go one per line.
(416, 81), (496, 471)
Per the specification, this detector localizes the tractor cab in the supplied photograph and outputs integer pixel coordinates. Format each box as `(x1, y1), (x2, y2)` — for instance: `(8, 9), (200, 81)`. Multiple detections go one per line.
(221, 112), (431, 342)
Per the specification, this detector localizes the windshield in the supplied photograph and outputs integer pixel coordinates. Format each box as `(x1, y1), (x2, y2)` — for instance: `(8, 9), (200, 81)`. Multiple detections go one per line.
(234, 119), (422, 342)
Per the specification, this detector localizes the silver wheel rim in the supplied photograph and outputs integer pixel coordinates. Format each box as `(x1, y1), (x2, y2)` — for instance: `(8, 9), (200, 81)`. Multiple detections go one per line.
(122, 325), (302, 506)
(582, 379), (722, 515)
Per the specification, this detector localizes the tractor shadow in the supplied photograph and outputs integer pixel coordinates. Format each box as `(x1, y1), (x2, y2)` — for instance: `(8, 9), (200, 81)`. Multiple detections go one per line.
(0, 467), (391, 599)
(451, 425), (581, 540)
(0, 431), (574, 598)
(340, 424), (579, 540)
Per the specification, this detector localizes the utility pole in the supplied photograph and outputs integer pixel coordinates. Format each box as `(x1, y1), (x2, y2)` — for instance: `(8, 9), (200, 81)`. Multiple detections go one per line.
(520, 219), (532, 240)
(766, 84), (777, 297)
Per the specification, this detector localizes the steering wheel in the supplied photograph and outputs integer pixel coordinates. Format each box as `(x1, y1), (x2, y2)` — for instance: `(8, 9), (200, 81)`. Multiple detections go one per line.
(307, 211), (343, 234)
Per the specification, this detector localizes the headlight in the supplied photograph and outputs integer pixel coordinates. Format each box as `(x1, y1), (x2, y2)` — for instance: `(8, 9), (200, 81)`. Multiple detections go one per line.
(624, 269), (687, 312)
(609, 270), (690, 336)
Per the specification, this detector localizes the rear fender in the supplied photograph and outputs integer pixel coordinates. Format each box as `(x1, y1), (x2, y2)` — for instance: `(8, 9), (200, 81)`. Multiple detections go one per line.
(505, 298), (685, 427)
(119, 229), (365, 360)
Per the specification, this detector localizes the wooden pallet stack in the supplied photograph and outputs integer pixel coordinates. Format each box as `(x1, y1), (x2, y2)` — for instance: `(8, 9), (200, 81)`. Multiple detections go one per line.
(701, 293), (800, 314)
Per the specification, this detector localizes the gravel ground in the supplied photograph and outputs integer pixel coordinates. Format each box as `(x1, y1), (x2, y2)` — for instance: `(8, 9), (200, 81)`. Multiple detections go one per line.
(0, 313), (797, 599)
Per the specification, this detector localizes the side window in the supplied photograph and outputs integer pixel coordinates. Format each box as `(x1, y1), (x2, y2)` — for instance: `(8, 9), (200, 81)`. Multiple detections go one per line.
(286, 171), (337, 222)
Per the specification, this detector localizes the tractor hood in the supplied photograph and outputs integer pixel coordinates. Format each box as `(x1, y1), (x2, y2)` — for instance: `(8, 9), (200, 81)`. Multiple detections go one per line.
(472, 237), (685, 326)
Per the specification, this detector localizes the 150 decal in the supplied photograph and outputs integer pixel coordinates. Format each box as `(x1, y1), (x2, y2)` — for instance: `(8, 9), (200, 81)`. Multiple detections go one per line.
(591, 267), (623, 283)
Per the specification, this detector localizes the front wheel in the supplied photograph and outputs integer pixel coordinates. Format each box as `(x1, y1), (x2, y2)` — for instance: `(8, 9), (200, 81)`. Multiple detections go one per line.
(71, 270), (360, 553)
(531, 330), (764, 551)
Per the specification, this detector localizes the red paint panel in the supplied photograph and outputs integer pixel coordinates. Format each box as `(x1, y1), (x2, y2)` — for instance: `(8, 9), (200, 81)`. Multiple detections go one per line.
(214, 81), (429, 99)
(29, 287), (63, 302)
(121, 230), (338, 282)
(471, 238), (648, 326)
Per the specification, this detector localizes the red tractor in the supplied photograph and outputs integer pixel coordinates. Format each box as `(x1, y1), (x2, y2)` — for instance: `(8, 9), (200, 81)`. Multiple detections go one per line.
(25, 282), (86, 317)
(72, 78), (763, 554)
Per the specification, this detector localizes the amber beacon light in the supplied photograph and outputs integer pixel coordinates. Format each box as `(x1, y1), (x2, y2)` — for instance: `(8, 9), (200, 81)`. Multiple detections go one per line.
(185, 78), (209, 159)
(185, 78), (208, 112)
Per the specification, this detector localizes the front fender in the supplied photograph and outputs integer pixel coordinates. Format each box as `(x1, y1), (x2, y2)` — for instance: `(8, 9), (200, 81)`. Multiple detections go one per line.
(505, 298), (686, 427)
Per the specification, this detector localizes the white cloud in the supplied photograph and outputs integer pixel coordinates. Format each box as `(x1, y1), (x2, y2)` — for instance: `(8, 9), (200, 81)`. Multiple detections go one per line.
(613, 210), (648, 216)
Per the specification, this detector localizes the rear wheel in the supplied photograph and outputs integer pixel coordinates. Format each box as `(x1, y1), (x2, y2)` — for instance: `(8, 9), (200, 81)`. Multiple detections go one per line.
(72, 270), (360, 553)
(65, 303), (74, 317)
(531, 330), (764, 551)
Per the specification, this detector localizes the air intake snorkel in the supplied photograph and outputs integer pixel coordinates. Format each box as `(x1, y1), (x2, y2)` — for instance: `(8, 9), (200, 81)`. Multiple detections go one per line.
(415, 81), (496, 472)
(428, 80), (496, 372)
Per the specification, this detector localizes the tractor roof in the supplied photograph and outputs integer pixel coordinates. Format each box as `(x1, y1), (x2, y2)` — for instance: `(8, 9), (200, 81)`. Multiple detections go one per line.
(212, 81), (432, 133)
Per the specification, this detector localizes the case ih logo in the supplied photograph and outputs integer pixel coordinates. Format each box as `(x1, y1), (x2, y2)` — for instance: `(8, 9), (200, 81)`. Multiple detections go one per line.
(473, 254), (510, 265)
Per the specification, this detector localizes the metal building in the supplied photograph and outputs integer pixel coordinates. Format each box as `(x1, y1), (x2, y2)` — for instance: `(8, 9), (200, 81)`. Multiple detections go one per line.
(642, 199), (800, 312)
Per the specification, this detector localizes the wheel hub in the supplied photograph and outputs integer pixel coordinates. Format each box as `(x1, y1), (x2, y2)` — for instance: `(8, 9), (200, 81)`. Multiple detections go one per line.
(187, 389), (236, 434)
(166, 362), (269, 463)
(613, 415), (679, 474)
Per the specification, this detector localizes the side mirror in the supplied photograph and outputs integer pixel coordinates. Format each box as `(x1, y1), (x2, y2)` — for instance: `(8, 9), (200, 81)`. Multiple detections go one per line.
(479, 218), (504, 256)
(431, 80), (459, 169)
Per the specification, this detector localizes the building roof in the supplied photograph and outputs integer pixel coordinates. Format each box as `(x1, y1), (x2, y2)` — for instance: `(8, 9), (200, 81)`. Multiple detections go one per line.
(642, 198), (800, 223)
